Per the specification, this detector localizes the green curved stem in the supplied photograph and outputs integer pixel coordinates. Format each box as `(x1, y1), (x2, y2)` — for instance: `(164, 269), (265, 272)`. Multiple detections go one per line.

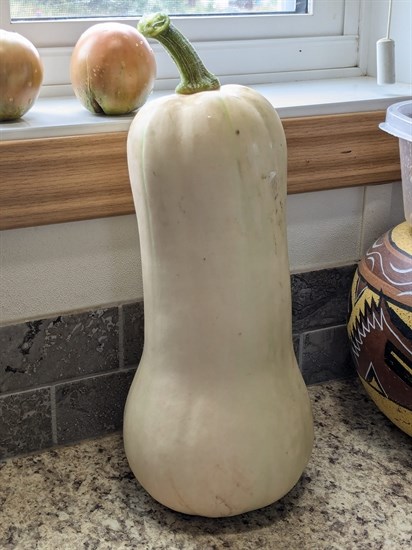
(138, 12), (220, 95)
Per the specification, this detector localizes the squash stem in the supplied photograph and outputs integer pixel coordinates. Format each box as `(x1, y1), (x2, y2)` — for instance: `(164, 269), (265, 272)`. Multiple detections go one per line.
(138, 12), (220, 94)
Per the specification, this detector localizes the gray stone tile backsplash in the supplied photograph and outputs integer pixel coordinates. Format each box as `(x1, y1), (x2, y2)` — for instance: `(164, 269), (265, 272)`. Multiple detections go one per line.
(0, 265), (356, 459)
(300, 325), (354, 385)
(291, 265), (356, 333)
(123, 301), (144, 367)
(0, 308), (119, 394)
(0, 389), (53, 458)
(55, 369), (136, 446)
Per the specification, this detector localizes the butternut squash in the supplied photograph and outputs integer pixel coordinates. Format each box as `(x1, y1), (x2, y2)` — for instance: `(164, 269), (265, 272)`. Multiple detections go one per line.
(123, 13), (313, 517)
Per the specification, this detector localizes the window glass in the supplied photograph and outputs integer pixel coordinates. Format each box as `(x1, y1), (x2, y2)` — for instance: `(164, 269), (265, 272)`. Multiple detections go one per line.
(10, 0), (308, 20)
(2, 0), (360, 87)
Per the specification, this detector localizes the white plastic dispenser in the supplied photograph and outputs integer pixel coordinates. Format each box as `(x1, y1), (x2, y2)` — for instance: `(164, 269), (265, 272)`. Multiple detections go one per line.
(380, 101), (412, 228)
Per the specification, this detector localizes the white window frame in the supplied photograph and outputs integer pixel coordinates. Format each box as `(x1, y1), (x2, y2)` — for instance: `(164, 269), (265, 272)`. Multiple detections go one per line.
(3, 1), (353, 44)
(0, 1), (363, 93)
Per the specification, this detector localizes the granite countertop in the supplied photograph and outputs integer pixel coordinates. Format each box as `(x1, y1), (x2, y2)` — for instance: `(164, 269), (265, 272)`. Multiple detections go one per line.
(1, 378), (411, 550)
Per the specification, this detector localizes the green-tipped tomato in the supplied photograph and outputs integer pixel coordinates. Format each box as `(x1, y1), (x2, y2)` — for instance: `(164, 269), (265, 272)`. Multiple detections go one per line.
(0, 30), (43, 121)
(70, 22), (156, 116)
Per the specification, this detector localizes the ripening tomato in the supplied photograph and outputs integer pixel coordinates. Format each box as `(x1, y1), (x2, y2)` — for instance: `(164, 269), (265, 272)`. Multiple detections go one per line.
(70, 23), (156, 116)
(0, 30), (43, 121)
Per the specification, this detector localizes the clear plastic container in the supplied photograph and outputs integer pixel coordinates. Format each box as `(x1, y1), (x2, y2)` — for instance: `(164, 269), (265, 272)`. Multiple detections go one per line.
(380, 100), (412, 227)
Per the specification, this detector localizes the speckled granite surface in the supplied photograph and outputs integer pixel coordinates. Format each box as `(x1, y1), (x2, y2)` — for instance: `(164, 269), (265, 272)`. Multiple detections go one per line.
(1, 378), (411, 550)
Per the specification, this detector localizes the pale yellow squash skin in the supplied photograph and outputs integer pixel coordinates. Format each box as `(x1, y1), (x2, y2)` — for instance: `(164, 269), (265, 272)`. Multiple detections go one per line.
(124, 84), (314, 517)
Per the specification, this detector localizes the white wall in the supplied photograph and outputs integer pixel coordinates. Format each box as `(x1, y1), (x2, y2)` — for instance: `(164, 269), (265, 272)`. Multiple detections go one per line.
(365, 0), (412, 84)
(0, 182), (404, 324)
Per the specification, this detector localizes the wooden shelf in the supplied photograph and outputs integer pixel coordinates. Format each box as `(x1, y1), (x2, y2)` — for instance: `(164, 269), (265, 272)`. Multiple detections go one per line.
(0, 110), (401, 230)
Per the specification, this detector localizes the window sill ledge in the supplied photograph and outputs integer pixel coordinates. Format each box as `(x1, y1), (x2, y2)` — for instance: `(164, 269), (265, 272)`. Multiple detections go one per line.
(1, 76), (411, 141)
(1, 76), (411, 231)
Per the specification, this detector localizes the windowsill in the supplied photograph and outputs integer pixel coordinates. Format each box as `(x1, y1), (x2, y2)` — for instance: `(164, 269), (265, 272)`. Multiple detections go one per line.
(1, 76), (411, 141)
(1, 76), (411, 231)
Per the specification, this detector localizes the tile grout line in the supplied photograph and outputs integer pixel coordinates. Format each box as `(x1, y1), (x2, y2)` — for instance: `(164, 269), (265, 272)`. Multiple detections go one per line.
(298, 332), (304, 370)
(300, 322), (349, 337)
(50, 385), (58, 445)
(118, 304), (125, 370)
(0, 299), (143, 329)
(0, 365), (139, 400)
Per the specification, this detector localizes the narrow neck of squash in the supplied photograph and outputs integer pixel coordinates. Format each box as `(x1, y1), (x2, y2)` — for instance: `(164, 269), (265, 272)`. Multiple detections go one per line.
(138, 13), (220, 95)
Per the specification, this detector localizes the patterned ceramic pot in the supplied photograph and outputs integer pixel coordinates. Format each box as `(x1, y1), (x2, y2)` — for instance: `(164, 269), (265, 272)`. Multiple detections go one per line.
(348, 221), (412, 436)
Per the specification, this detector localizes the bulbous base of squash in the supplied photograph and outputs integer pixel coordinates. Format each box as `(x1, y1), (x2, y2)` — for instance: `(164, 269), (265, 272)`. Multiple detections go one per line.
(123, 351), (313, 518)
(135, 455), (311, 518)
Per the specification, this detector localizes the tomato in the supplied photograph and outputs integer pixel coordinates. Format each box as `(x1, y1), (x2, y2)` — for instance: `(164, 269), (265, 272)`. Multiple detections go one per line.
(0, 30), (43, 121)
(70, 23), (156, 116)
